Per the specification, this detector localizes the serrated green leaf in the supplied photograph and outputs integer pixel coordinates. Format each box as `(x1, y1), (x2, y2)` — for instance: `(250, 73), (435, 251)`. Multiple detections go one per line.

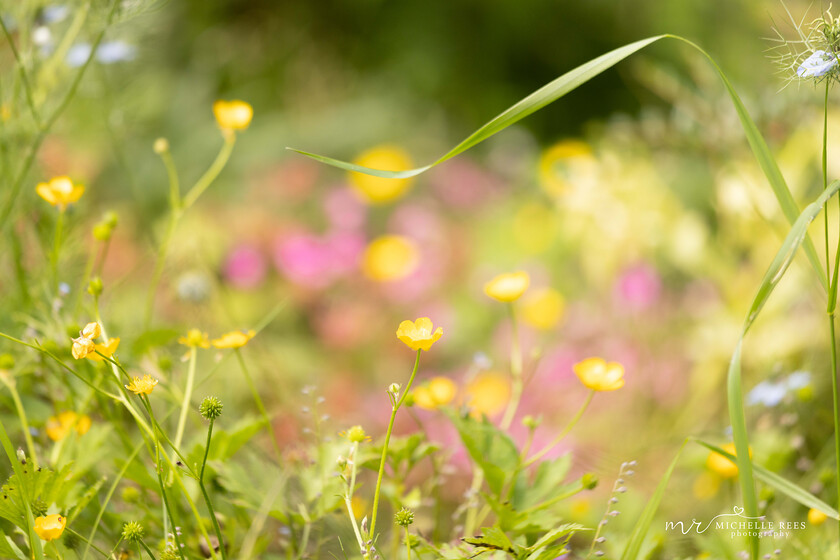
(462, 526), (515, 554)
(444, 410), (519, 494)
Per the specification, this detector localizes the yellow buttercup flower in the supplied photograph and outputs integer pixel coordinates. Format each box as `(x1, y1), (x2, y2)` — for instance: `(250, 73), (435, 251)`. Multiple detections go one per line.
(211, 329), (256, 349)
(86, 337), (120, 362)
(71, 322), (102, 360)
(808, 508), (828, 526)
(362, 235), (419, 282)
(463, 372), (511, 418)
(413, 377), (457, 410)
(179, 329), (210, 349)
(520, 288), (565, 330)
(484, 271), (530, 302)
(538, 139), (595, 196)
(34, 514), (66, 541)
(573, 357), (625, 392)
(396, 318), (443, 352)
(125, 375), (158, 395)
(45, 411), (91, 441)
(349, 145), (414, 204)
(213, 99), (253, 131)
(36, 176), (84, 211)
(706, 443), (752, 479)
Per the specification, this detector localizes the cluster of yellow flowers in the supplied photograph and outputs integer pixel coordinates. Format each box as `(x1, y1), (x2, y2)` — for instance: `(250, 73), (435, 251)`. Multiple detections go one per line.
(179, 328), (257, 349)
(45, 410), (91, 441)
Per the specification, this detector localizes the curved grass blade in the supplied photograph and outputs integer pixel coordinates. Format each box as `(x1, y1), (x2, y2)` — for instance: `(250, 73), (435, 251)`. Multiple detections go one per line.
(620, 439), (689, 560)
(727, 179), (840, 559)
(288, 34), (826, 290)
(696, 440), (840, 520)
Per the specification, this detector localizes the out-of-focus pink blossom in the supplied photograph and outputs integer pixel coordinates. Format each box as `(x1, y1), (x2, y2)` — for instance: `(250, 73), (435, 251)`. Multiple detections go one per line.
(324, 186), (367, 231)
(223, 244), (268, 289)
(273, 231), (364, 289)
(428, 159), (503, 208)
(614, 263), (662, 310)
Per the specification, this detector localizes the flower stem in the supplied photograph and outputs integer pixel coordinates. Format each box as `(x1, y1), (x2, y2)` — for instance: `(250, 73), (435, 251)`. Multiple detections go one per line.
(173, 347), (197, 453)
(0, 373), (39, 469)
(344, 442), (366, 552)
(523, 390), (595, 468)
(140, 540), (159, 560)
(499, 303), (523, 430)
(235, 348), (282, 460)
(404, 527), (411, 560)
(51, 209), (64, 294)
(370, 350), (422, 540)
(199, 418), (227, 560)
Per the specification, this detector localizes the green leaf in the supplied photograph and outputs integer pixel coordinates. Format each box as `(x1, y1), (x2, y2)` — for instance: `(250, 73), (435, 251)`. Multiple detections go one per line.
(696, 440), (840, 520)
(444, 410), (519, 495)
(527, 523), (585, 552)
(462, 526), (516, 554)
(289, 34), (826, 289)
(512, 454), (571, 511)
(621, 439), (688, 560)
(0, 531), (25, 560)
(0, 420), (41, 559)
(725, 179), (840, 559)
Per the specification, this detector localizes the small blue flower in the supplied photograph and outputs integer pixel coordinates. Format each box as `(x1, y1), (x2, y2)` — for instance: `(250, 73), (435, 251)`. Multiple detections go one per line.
(66, 41), (137, 68)
(747, 381), (787, 407)
(785, 370), (811, 390)
(797, 50), (838, 78)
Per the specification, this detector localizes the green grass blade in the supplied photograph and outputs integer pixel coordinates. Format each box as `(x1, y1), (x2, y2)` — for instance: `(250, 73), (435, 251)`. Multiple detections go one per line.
(696, 440), (840, 520)
(620, 439), (688, 560)
(289, 35), (827, 290)
(726, 179), (840, 559)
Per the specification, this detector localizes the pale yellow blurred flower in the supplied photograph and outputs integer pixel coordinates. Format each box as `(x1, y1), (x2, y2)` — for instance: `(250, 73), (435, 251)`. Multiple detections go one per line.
(484, 271), (530, 302)
(349, 145), (414, 204)
(212, 330), (256, 349)
(36, 176), (84, 211)
(213, 99), (253, 131)
(363, 235), (419, 281)
(520, 288), (565, 330)
(463, 372), (511, 417)
(573, 357), (624, 392)
(706, 443), (751, 479)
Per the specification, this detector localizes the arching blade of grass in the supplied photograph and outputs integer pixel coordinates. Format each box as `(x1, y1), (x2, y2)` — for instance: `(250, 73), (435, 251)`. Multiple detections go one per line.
(620, 439), (689, 560)
(696, 441), (840, 520)
(288, 34), (826, 291)
(726, 179), (840, 559)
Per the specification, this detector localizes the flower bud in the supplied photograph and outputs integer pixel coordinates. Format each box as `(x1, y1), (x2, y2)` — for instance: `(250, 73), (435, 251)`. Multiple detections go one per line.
(345, 425), (368, 443)
(394, 507), (414, 527)
(199, 396), (224, 420)
(388, 383), (401, 397)
(88, 277), (103, 297)
(581, 473), (598, 490)
(153, 138), (170, 154)
(121, 521), (144, 543)
(521, 415), (541, 430)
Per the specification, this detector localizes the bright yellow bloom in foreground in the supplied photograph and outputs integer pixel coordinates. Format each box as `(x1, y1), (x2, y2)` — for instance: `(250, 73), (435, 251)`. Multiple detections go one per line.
(520, 287), (565, 330)
(363, 235), (419, 282)
(808, 508), (828, 526)
(573, 357), (625, 392)
(484, 271), (530, 302)
(349, 145), (414, 204)
(413, 377), (457, 410)
(36, 176), (84, 210)
(706, 442), (752, 479)
(212, 329), (256, 349)
(463, 372), (511, 418)
(125, 375), (158, 395)
(86, 337), (120, 362)
(396, 318), (443, 352)
(71, 322), (102, 360)
(34, 514), (66, 541)
(179, 329), (210, 348)
(213, 99), (253, 131)
(45, 411), (91, 441)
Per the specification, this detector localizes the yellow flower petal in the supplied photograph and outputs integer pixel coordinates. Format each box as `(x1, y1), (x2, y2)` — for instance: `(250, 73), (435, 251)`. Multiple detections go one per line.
(125, 375), (158, 395)
(808, 508), (828, 526)
(211, 329), (256, 349)
(348, 145), (414, 204)
(81, 322), (101, 339)
(35, 176), (84, 210)
(213, 99), (253, 131)
(362, 235), (419, 282)
(573, 357), (625, 392)
(179, 329), (210, 348)
(484, 271), (530, 302)
(34, 514), (66, 541)
(86, 337), (120, 361)
(520, 288), (565, 330)
(71, 336), (96, 360)
(463, 372), (510, 418)
(706, 442), (752, 479)
(395, 317), (443, 352)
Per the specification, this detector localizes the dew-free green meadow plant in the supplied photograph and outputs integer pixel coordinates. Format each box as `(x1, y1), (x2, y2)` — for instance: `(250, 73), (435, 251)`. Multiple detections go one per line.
(1, 2), (840, 560)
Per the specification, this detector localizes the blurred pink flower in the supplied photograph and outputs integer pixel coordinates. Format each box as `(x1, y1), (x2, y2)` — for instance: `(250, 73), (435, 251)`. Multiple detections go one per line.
(324, 186), (367, 231)
(428, 159), (503, 208)
(223, 244), (268, 289)
(273, 230), (364, 289)
(614, 263), (662, 310)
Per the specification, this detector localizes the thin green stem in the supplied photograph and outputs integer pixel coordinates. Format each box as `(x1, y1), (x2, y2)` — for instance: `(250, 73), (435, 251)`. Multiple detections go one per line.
(235, 348), (281, 460)
(830, 313), (840, 538)
(65, 528), (109, 559)
(499, 303), (523, 430)
(144, 211), (179, 328)
(523, 390), (595, 468)
(0, 15), (41, 126)
(404, 527), (411, 560)
(182, 134), (236, 210)
(0, 373), (39, 469)
(199, 418), (228, 560)
(174, 347), (197, 452)
(344, 442), (365, 552)
(51, 209), (65, 294)
(140, 540), (159, 560)
(141, 396), (187, 560)
(370, 350), (422, 539)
